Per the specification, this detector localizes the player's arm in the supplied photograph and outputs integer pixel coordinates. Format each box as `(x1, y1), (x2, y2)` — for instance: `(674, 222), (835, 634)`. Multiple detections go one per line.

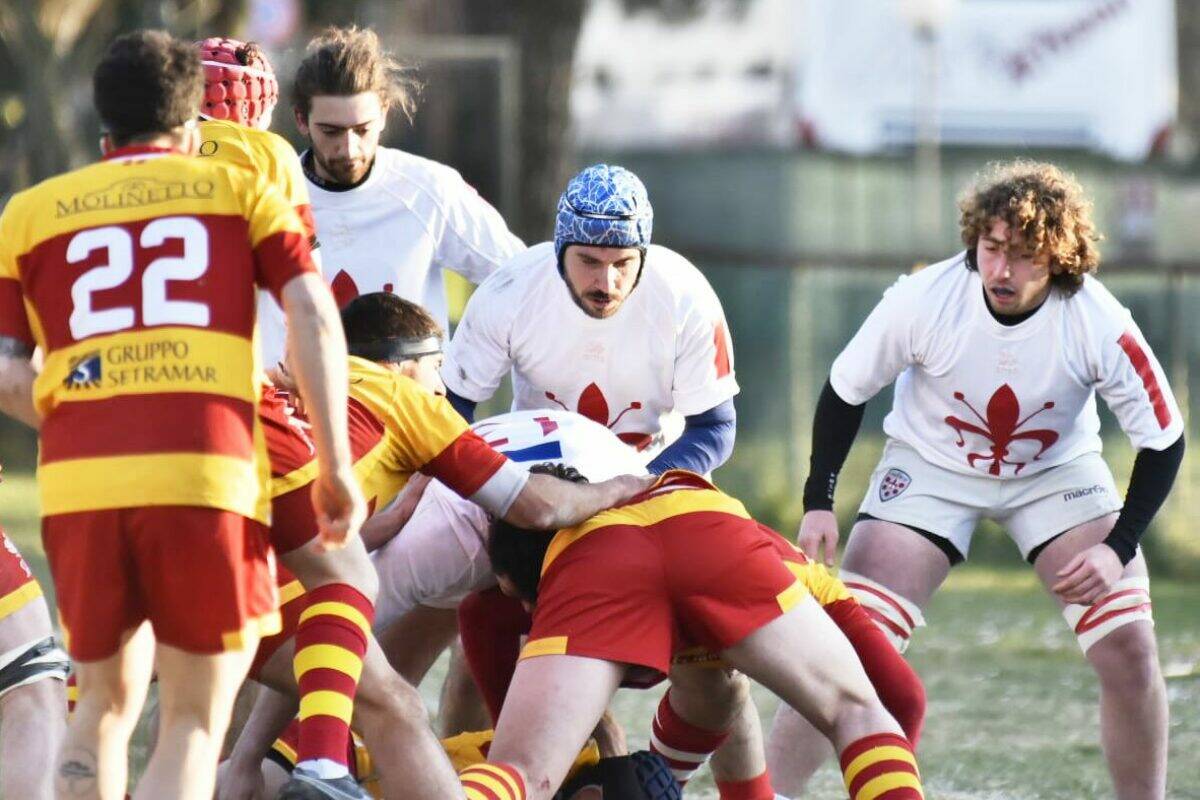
(247, 174), (364, 547)
(1056, 321), (1186, 602)
(798, 275), (920, 564)
(218, 685), (298, 800)
(421, 423), (651, 531)
(0, 220), (38, 429)
(0, 338), (37, 430)
(646, 398), (736, 475)
(440, 271), (518, 414)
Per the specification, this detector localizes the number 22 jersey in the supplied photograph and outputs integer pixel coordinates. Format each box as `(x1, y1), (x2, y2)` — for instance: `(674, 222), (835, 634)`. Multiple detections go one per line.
(0, 144), (317, 521)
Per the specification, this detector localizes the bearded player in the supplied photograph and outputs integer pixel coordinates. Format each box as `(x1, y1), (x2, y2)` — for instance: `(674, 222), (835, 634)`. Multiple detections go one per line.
(783, 160), (1183, 799)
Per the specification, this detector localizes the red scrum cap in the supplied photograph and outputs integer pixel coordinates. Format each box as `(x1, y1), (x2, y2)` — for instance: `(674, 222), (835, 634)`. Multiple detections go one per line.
(196, 37), (279, 129)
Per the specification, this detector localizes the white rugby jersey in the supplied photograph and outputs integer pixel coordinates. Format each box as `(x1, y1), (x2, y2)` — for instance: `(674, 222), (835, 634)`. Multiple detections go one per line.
(831, 254), (1182, 479)
(442, 242), (739, 463)
(259, 146), (523, 366)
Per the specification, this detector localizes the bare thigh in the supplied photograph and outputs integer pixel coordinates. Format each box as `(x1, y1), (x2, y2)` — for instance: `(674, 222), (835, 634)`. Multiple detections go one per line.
(841, 518), (953, 607)
(488, 656), (625, 800)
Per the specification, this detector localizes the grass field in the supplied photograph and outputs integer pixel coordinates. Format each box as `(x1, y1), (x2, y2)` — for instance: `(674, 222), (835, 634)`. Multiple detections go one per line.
(2, 473), (1197, 799)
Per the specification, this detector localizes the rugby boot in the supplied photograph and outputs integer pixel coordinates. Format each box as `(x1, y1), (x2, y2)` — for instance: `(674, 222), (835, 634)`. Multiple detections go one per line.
(277, 766), (370, 800)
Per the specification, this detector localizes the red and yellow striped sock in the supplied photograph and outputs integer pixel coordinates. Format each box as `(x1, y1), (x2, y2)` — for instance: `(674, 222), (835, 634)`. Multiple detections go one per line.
(459, 762), (526, 800)
(65, 671), (77, 715)
(839, 733), (923, 800)
(293, 583), (375, 774)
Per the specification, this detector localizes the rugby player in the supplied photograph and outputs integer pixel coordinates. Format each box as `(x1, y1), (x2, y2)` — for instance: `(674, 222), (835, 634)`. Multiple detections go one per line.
(467, 466), (925, 800)
(283, 25), (523, 341)
(0, 31), (360, 800)
(231, 293), (654, 799)
(0, 466), (70, 799)
(786, 160), (1183, 799)
(444, 163), (744, 775)
(443, 162), (737, 476)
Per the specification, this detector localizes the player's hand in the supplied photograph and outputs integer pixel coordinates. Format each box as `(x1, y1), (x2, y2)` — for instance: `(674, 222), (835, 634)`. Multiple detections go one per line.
(607, 473), (656, 501)
(391, 472), (432, 531)
(311, 466), (367, 551)
(1052, 543), (1124, 605)
(798, 509), (840, 567)
(215, 757), (266, 800)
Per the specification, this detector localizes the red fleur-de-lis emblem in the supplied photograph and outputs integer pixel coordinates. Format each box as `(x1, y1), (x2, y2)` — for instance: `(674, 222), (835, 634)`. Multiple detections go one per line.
(944, 384), (1058, 476)
(545, 383), (651, 450)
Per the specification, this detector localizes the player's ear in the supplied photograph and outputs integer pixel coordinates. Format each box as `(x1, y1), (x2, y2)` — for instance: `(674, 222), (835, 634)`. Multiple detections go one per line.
(294, 106), (310, 137)
(99, 133), (114, 156)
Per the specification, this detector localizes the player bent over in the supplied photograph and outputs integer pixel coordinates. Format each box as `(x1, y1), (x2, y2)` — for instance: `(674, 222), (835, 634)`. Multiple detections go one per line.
(788, 160), (1182, 799)
(0, 32), (361, 800)
(467, 466), (924, 800)
(0, 501), (69, 799)
(230, 293), (654, 799)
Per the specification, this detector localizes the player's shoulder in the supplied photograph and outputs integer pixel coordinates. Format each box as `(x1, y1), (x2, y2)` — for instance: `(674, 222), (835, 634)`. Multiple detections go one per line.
(640, 244), (721, 311)
(896, 252), (969, 297)
(1060, 273), (1133, 335)
(375, 146), (471, 197)
(471, 242), (557, 301)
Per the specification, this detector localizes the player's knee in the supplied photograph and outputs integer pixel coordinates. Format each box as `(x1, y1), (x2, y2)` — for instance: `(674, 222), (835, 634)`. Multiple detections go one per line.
(839, 571), (925, 654)
(1087, 623), (1162, 692)
(357, 669), (425, 726)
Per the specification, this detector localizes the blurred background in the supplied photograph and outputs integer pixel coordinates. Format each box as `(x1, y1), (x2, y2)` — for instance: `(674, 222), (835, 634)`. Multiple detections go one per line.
(2, 0), (1200, 578)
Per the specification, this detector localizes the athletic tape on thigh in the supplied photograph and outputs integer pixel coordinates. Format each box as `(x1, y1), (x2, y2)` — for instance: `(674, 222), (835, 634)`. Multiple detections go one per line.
(1062, 576), (1153, 654)
(838, 571), (926, 654)
(0, 636), (70, 698)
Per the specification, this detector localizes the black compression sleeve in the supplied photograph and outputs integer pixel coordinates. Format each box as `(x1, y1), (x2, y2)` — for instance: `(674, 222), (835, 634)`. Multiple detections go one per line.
(1103, 434), (1185, 565)
(802, 378), (867, 512)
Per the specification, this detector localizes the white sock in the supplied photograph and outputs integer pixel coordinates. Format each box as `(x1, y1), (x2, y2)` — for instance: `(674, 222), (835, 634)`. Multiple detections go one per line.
(296, 757), (350, 780)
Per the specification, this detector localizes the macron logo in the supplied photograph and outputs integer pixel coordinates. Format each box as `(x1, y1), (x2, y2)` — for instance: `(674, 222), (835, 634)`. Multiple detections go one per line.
(1063, 485), (1107, 502)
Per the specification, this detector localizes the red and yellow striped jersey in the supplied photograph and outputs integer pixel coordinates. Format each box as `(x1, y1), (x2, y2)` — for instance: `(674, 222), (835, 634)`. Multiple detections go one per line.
(0, 145), (317, 521)
(197, 119), (315, 242)
(266, 357), (508, 512)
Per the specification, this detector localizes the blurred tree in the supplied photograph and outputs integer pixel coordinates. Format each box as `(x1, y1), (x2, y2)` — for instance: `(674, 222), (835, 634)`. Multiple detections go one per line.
(1176, 0), (1200, 163)
(0, 0), (247, 185)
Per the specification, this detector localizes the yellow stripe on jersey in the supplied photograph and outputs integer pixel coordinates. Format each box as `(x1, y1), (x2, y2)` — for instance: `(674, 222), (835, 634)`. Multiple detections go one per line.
(542, 485), (752, 575)
(221, 609), (282, 651)
(775, 578), (808, 613)
(519, 636), (569, 660)
(0, 581), (42, 621)
(0, 154), (307, 251)
(786, 561), (853, 606)
(36, 327), (258, 416)
(39, 451), (270, 521)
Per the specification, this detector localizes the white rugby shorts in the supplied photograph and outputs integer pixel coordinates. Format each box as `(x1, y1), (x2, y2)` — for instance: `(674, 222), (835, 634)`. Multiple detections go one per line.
(857, 439), (1121, 561)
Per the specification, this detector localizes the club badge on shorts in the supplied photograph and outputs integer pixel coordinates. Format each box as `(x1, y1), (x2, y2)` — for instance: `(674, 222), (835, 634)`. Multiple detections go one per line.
(879, 468), (911, 502)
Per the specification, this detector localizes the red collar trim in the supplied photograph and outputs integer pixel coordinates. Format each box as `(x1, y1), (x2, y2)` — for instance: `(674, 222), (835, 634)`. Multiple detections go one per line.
(102, 144), (180, 161)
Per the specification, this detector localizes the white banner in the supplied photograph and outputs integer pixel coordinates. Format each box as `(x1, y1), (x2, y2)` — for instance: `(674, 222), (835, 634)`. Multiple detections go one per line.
(800, 0), (1177, 161)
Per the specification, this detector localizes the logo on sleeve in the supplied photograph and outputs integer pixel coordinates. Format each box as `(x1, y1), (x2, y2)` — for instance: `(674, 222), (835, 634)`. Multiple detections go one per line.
(879, 468), (911, 502)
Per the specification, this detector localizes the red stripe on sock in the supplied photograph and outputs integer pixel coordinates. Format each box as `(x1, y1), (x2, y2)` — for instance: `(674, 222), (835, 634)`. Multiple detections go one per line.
(716, 770), (774, 800)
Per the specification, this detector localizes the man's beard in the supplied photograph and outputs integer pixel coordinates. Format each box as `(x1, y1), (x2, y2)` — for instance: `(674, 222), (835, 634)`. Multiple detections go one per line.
(567, 283), (622, 319)
(313, 147), (371, 186)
